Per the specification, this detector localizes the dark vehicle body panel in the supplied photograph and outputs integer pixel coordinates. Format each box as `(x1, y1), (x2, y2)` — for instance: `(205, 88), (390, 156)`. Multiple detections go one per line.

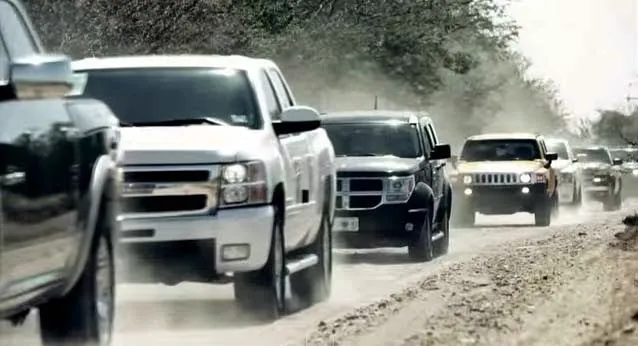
(0, 0), (119, 320)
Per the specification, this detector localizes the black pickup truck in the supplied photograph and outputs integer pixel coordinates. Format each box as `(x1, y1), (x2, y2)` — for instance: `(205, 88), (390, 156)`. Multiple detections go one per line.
(321, 111), (452, 261)
(0, 1), (119, 345)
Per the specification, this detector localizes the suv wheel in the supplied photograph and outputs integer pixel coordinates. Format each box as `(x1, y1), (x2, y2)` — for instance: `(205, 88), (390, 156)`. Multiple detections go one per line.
(39, 223), (115, 346)
(234, 205), (286, 320)
(534, 195), (552, 227)
(604, 187), (622, 211)
(452, 209), (475, 228)
(294, 213), (332, 304)
(408, 212), (434, 262)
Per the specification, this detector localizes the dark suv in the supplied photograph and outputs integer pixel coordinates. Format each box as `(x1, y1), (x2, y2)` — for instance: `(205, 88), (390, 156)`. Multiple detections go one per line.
(321, 111), (452, 261)
(0, 1), (119, 345)
(574, 146), (623, 211)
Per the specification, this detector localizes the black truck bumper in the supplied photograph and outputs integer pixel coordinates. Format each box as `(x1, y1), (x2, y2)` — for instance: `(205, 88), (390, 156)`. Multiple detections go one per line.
(453, 183), (547, 215)
(333, 203), (428, 248)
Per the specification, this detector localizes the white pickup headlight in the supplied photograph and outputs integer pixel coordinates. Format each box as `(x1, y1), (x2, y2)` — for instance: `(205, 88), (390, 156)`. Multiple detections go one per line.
(386, 175), (415, 203)
(220, 161), (268, 207)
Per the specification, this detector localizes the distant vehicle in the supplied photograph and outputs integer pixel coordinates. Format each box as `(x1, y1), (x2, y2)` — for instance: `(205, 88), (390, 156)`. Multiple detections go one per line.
(546, 138), (583, 206)
(321, 111), (452, 262)
(0, 0), (118, 345)
(609, 147), (638, 197)
(449, 133), (559, 227)
(70, 55), (336, 319)
(573, 146), (623, 211)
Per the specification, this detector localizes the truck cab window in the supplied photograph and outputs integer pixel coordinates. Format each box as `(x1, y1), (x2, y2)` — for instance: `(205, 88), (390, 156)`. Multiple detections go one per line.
(259, 71), (282, 120)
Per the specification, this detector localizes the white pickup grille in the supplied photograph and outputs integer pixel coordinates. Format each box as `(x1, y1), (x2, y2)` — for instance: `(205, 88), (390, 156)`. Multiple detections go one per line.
(119, 164), (221, 219)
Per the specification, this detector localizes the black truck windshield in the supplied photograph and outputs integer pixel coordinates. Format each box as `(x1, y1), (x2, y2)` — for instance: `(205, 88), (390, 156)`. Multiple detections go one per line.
(546, 141), (569, 159)
(460, 139), (541, 161)
(573, 148), (612, 164)
(69, 67), (261, 129)
(322, 123), (422, 158)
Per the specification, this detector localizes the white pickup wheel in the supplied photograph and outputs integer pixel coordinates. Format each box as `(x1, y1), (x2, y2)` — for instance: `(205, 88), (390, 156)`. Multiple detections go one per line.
(233, 205), (286, 320)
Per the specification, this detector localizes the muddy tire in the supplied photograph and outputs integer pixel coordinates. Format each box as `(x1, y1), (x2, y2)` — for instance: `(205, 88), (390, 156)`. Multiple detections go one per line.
(295, 213), (333, 304)
(39, 218), (115, 346)
(234, 206), (286, 320)
(408, 212), (434, 262)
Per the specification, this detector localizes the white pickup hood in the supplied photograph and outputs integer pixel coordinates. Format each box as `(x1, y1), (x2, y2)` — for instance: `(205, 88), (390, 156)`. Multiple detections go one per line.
(118, 125), (270, 165)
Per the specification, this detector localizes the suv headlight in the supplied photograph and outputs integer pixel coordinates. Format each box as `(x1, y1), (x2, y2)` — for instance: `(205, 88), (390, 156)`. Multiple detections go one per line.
(463, 175), (472, 184)
(386, 175), (415, 202)
(519, 173), (531, 183)
(220, 161), (268, 207)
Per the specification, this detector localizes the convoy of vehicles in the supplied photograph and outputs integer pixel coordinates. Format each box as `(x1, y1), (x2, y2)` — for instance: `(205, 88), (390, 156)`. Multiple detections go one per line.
(321, 111), (452, 261)
(449, 133), (559, 227)
(0, 0), (118, 344)
(546, 138), (583, 206)
(573, 146), (624, 211)
(70, 55), (336, 319)
(3, 0), (633, 342)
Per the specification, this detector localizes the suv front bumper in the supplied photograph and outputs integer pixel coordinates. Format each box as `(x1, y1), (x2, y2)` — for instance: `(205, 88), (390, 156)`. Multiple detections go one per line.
(453, 183), (547, 214)
(117, 205), (274, 274)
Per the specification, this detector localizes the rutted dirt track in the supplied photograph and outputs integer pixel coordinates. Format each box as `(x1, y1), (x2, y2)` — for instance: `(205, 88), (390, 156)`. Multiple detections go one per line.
(2, 201), (638, 346)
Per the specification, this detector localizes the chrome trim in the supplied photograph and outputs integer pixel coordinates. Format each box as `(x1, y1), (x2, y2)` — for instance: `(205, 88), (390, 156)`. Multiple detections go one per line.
(336, 176), (412, 210)
(119, 164), (221, 219)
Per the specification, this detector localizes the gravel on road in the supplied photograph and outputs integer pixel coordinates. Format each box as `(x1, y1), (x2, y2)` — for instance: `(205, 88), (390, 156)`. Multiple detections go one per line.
(2, 202), (636, 346)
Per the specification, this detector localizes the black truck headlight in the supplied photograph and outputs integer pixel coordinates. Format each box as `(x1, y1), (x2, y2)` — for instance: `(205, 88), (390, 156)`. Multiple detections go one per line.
(386, 175), (415, 202)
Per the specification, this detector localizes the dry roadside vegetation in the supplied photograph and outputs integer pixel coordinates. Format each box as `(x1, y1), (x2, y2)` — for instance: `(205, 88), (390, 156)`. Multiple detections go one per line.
(25, 0), (569, 147)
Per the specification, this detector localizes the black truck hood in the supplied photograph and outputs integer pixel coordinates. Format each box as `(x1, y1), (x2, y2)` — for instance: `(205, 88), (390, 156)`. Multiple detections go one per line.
(335, 156), (421, 175)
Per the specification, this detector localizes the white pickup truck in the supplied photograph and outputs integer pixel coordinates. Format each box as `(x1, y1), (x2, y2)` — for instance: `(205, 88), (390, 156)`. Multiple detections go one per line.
(70, 55), (336, 319)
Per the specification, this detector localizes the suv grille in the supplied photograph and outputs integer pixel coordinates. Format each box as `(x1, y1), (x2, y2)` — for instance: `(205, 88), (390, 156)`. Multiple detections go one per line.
(470, 173), (519, 185)
(120, 165), (220, 217)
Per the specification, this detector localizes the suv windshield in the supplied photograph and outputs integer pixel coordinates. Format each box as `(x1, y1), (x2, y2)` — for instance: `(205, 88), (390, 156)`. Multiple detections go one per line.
(68, 67), (261, 129)
(546, 141), (569, 159)
(573, 148), (612, 164)
(322, 122), (422, 158)
(460, 139), (541, 161)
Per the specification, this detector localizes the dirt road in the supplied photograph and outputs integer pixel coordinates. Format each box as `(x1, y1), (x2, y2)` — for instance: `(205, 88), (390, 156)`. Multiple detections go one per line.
(2, 201), (637, 346)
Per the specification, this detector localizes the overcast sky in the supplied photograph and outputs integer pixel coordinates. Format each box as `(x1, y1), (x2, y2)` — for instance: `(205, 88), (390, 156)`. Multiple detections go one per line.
(506, 0), (636, 120)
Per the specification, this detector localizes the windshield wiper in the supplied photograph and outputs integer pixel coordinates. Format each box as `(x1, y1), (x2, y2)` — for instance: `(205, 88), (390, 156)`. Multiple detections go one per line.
(119, 121), (135, 127)
(132, 117), (229, 127)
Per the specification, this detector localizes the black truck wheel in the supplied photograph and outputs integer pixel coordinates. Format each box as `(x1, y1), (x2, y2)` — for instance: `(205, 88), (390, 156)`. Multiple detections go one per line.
(435, 208), (450, 256)
(408, 212), (434, 262)
(234, 205), (286, 320)
(39, 225), (115, 346)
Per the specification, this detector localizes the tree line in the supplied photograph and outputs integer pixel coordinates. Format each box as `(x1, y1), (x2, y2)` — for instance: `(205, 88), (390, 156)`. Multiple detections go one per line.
(24, 0), (568, 149)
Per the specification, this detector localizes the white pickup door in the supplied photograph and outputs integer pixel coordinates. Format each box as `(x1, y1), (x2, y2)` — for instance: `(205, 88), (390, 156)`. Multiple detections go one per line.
(280, 133), (320, 250)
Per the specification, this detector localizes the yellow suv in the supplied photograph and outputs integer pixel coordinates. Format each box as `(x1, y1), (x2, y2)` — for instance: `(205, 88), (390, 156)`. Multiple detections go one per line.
(449, 133), (559, 227)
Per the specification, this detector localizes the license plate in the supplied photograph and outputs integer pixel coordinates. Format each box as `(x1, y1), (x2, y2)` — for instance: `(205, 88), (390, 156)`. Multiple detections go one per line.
(333, 217), (359, 232)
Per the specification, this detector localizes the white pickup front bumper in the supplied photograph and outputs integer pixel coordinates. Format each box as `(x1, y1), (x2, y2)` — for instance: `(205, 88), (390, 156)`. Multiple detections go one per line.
(118, 205), (274, 273)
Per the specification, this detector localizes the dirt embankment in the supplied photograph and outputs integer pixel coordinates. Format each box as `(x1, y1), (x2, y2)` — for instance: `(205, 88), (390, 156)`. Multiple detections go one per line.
(299, 213), (638, 346)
